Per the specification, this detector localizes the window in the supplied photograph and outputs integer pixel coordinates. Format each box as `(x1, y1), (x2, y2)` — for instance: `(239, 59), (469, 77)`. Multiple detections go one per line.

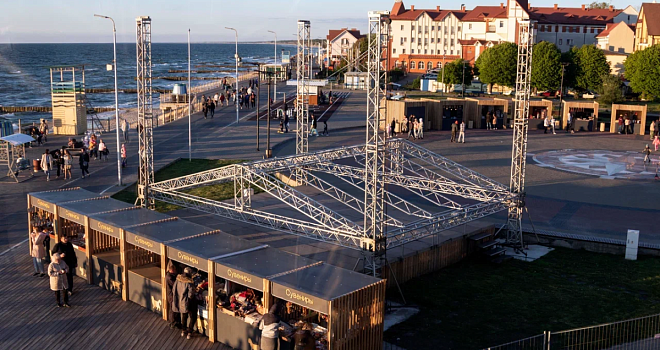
(425, 38), (428, 44)
(583, 26), (587, 33)
(562, 26), (566, 32)
(558, 39), (563, 45)
(395, 60), (399, 67)
(568, 27), (573, 33)
(425, 26), (429, 32)
(411, 37), (415, 43)
(404, 37), (407, 42)
(431, 50), (434, 54)
(431, 37), (435, 43)
(591, 28), (594, 33)
(431, 26), (435, 31)
(393, 48), (397, 54)
(540, 26), (545, 32)
(499, 21), (503, 28)
(450, 49), (454, 55)
(469, 23), (472, 30)
(412, 25), (415, 31)
(411, 49), (414, 53)
(410, 61), (416, 69)
(424, 49), (428, 54)
(567, 39), (574, 45)
(400, 38), (404, 45)
(437, 62), (442, 68)
(419, 61), (425, 70)
(401, 25), (404, 30)
(458, 26), (461, 31)
(450, 39), (454, 46)
(555, 25), (559, 32)
(402, 49), (406, 54)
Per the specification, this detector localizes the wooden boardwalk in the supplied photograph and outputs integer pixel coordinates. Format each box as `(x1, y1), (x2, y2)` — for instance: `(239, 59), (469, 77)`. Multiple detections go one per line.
(0, 244), (232, 350)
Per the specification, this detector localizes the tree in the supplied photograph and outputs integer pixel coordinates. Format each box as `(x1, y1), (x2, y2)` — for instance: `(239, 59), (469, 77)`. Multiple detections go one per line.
(561, 47), (579, 88)
(475, 42), (518, 89)
(624, 44), (660, 99)
(438, 59), (474, 89)
(574, 44), (610, 91)
(598, 74), (624, 104)
(588, 1), (610, 9)
(531, 41), (562, 91)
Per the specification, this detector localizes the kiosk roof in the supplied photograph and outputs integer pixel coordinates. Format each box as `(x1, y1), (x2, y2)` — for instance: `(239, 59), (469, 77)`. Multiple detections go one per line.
(58, 198), (135, 216)
(270, 262), (381, 301)
(168, 231), (261, 260)
(30, 188), (100, 204)
(126, 218), (215, 244)
(91, 207), (172, 229)
(213, 247), (317, 279)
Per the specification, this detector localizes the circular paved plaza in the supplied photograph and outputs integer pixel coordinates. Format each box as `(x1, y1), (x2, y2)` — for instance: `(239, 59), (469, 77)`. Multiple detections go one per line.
(533, 149), (659, 180)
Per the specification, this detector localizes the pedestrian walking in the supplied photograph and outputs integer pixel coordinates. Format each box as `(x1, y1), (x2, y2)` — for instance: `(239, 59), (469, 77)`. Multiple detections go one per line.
(458, 120), (466, 143)
(63, 149), (73, 179)
(202, 98), (208, 119)
(321, 121), (329, 136)
(284, 110), (290, 133)
(643, 144), (652, 164)
(624, 116), (632, 135)
(386, 123), (392, 138)
(567, 112), (575, 133)
(210, 99), (215, 118)
(653, 136), (660, 151)
(53, 235), (77, 295)
(407, 115), (415, 140)
(121, 144), (127, 168)
(251, 92), (256, 108)
(89, 135), (98, 159)
(239, 93), (244, 109)
(244, 93), (250, 109)
(650, 119), (656, 140)
(310, 115), (318, 136)
(492, 114), (498, 130)
(172, 267), (195, 339)
(48, 253), (70, 307)
(213, 93), (219, 106)
(121, 118), (129, 142)
(418, 117), (424, 139)
(51, 149), (62, 179)
(549, 116), (556, 134)
(391, 119), (396, 137)
(31, 226), (48, 277)
(486, 111), (493, 130)
(617, 116), (624, 134)
(39, 119), (49, 143)
(40, 149), (53, 181)
(79, 149), (90, 179)
(259, 304), (282, 350)
(166, 261), (180, 329)
(98, 139), (108, 161)
(450, 121), (458, 142)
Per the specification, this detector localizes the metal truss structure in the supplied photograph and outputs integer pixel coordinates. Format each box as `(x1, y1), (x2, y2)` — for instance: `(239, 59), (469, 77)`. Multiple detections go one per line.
(507, 20), (535, 249)
(296, 20), (311, 156)
(136, 16), (155, 209)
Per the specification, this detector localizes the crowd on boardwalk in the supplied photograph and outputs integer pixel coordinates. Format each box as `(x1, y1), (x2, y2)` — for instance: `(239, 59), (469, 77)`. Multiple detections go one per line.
(199, 77), (260, 119)
(33, 119), (130, 182)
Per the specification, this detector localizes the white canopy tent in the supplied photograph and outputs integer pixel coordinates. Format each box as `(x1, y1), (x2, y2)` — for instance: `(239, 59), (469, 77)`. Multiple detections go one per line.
(1, 133), (34, 182)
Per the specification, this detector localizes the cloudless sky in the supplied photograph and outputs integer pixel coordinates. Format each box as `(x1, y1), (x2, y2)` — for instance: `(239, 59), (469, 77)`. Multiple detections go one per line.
(0, 0), (641, 43)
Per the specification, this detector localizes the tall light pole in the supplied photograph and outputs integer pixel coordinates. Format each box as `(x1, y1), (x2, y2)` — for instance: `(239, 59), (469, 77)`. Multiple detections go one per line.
(462, 60), (466, 99)
(268, 30), (277, 103)
(94, 14), (122, 186)
(188, 29), (191, 161)
(559, 62), (569, 126)
(226, 27), (239, 124)
(441, 50), (446, 96)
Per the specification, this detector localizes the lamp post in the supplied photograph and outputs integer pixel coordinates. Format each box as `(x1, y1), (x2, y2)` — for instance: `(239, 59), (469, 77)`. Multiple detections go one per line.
(256, 70), (260, 151)
(94, 14), (122, 186)
(265, 72), (273, 159)
(226, 27), (239, 124)
(441, 51), (446, 96)
(462, 60), (466, 99)
(268, 30), (277, 103)
(559, 62), (569, 127)
(188, 29), (191, 161)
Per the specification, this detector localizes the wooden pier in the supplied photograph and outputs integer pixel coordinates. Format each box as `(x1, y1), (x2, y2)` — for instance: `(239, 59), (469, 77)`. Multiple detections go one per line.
(0, 106), (115, 113)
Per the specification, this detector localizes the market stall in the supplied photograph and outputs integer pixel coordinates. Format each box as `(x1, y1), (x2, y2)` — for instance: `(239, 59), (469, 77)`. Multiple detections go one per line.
(562, 101), (599, 132)
(467, 97), (510, 129)
(384, 99), (478, 131)
(88, 207), (172, 296)
(166, 231), (263, 341)
(27, 188), (101, 259)
(56, 197), (134, 281)
(123, 219), (218, 316)
(610, 104), (648, 135)
(269, 263), (386, 350)
(527, 99), (554, 131)
(212, 247), (319, 350)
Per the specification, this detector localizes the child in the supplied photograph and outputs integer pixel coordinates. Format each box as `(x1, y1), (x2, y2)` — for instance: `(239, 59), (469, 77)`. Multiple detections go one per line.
(653, 136), (660, 152)
(643, 144), (652, 164)
(121, 144), (127, 168)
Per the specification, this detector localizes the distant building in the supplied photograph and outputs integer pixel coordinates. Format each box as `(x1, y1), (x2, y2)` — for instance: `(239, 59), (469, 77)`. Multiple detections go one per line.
(634, 3), (660, 51)
(326, 28), (364, 69)
(387, 0), (638, 73)
(596, 22), (635, 75)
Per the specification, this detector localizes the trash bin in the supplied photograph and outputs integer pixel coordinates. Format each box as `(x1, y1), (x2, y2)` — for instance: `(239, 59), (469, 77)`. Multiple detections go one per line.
(600, 122), (606, 132)
(33, 159), (41, 173)
(468, 120), (474, 129)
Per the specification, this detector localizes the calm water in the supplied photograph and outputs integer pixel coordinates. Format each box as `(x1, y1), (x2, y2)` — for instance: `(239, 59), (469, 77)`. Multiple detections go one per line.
(0, 43), (290, 123)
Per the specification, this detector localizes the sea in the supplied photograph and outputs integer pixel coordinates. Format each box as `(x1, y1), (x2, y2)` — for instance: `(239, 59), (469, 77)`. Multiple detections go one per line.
(0, 43), (293, 124)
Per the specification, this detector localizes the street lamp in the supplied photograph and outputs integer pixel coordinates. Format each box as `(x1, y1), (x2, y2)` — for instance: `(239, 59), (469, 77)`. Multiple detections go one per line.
(268, 30), (277, 103)
(94, 14), (122, 186)
(559, 62), (569, 129)
(462, 60), (466, 99)
(225, 27), (239, 124)
(188, 29), (191, 161)
(441, 50), (446, 96)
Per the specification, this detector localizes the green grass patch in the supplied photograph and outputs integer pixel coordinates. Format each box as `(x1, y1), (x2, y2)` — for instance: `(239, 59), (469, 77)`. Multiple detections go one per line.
(112, 159), (258, 212)
(384, 248), (660, 350)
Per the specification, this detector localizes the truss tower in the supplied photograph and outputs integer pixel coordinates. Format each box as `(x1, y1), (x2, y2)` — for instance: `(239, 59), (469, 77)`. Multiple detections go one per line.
(136, 16), (155, 209)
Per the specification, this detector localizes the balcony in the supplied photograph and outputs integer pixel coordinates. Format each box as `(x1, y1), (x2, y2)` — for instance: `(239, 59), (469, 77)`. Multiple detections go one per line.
(487, 25), (496, 33)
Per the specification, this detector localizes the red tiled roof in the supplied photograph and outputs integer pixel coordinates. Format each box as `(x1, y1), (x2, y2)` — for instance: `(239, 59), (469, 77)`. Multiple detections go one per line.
(326, 29), (364, 42)
(641, 3), (660, 35)
(595, 22), (635, 38)
(461, 6), (508, 21)
(390, 2), (466, 21)
(458, 39), (494, 46)
(529, 6), (622, 25)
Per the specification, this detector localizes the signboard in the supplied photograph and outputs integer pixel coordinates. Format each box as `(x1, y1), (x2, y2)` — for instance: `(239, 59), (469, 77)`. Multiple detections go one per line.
(281, 51), (290, 64)
(89, 218), (121, 239)
(31, 196), (55, 213)
(126, 231), (160, 254)
(167, 247), (207, 272)
(625, 229), (639, 261)
(271, 282), (328, 315)
(59, 208), (85, 225)
(215, 262), (263, 291)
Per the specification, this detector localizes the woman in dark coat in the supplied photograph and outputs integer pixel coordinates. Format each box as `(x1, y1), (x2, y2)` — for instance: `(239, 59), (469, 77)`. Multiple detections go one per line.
(166, 261), (179, 329)
(79, 149), (90, 179)
(172, 267), (195, 339)
(52, 235), (77, 295)
(293, 322), (315, 350)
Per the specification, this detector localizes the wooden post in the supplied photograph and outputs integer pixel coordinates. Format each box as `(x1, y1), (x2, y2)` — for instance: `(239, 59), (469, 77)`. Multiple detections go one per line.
(262, 279), (271, 312)
(207, 259), (217, 342)
(119, 228), (128, 301)
(84, 216), (92, 284)
(27, 196), (32, 255)
(161, 243), (168, 322)
(53, 206), (61, 243)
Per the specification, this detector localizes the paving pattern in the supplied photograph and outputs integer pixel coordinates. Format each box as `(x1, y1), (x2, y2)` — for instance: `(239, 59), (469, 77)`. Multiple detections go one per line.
(534, 149), (660, 180)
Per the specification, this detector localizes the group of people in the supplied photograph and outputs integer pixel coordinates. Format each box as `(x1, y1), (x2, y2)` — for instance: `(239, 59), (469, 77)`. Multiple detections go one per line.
(201, 83), (259, 119)
(399, 115), (424, 140)
(30, 227), (78, 308)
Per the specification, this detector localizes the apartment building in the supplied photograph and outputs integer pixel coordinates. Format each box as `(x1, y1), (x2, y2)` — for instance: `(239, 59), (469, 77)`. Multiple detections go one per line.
(634, 3), (660, 51)
(596, 22), (635, 75)
(325, 28), (364, 69)
(388, 0), (638, 73)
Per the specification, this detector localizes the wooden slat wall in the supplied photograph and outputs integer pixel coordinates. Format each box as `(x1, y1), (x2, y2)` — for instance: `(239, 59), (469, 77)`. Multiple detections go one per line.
(610, 104), (648, 135)
(562, 101), (599, 128)
(125, 243), (159, 270)
(60, 218), (85, 243)
(329, 279), (386, 350)
(90, 228), (120, 255)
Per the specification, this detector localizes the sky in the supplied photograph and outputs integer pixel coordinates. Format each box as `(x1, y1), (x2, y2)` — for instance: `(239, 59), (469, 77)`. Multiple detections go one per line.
(0, 0), (642, 43)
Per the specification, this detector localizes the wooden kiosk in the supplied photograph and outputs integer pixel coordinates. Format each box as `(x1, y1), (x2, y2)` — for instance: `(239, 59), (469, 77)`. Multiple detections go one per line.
(56, 197), (134, 281)
(88, 208), (172, 295)
(610, 104), (648, 135)
(384, 99), (479, 131)
(562, 101), (599, 132)
(122, 219), (218, 315)
(467, 97), (510, 129)
(212, 247), (319, 350)
(526, 99), (554, 131)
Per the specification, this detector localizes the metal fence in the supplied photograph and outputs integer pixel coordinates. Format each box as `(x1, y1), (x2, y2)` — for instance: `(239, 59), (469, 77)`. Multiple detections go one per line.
(485, 314), (660, 350)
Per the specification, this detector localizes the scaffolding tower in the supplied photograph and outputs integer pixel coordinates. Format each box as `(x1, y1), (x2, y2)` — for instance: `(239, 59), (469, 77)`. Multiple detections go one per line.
(136, 16), (155, 209)
(296, 20), (311, 156)
(506, 20), (534, 249)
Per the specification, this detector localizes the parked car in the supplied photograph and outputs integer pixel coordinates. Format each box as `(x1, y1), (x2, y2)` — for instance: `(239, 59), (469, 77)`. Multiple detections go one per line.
(582, 91), (599, 99)
(504, 90), (516, 96)
(538, 90), (557, 97)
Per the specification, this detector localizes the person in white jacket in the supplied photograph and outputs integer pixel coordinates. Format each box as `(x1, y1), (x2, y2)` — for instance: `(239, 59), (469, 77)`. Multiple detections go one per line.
(41, 149), (53, 181)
